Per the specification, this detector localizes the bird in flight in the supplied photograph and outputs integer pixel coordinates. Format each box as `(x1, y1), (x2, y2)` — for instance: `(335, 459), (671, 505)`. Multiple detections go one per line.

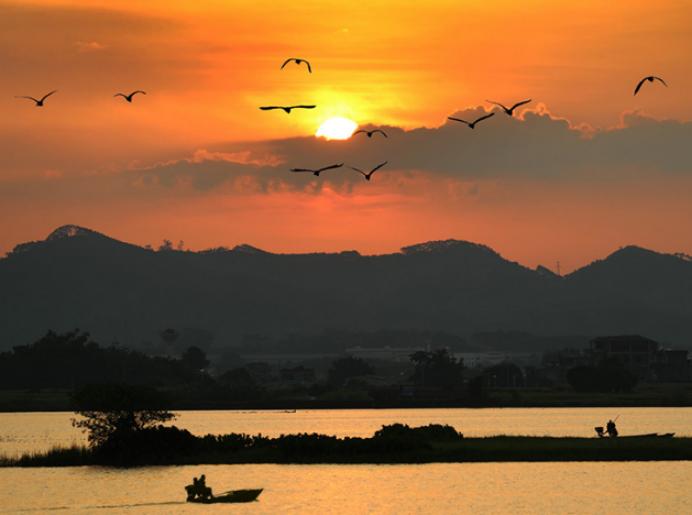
(349, 161), (388, 181)
(15, 90), (57, 107)
(633, 76), (667, 95)
(290, 163), (343, 176)
(448, 112), (495, 129)
(114, 90), (146, 103)
(485, 99), (531, 116)
(260, 105), (316, 114)
(354, 129), (388, 139)
(281, 57), (312, 73)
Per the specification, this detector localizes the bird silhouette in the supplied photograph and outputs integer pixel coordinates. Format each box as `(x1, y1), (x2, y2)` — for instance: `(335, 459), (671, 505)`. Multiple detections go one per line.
(15, 90), (57, 107)
(260, 105), (316, 114)
(290, 163), (343, 176)
(114, 90), (146, 103)
(349, 161), (388, 181)
(281, 58), (312, 73)
(634, 76), (667, 95)
(354, 129), (388, 139)
(485, 99), (531, 116)
(448, 112), (495, 129)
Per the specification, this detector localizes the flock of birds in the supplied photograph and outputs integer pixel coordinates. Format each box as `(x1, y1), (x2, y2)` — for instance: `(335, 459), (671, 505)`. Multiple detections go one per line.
(262, 58), (392, 181)
(14, 57), (669, 183)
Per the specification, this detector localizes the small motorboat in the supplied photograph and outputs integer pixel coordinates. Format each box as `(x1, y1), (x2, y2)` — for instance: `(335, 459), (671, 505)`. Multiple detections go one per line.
(187, 488), (263, 504)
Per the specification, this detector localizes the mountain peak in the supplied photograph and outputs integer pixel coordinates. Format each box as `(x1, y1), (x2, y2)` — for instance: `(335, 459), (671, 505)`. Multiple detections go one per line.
(46, 225), (100, 241)
(607, 245), (658, 259)
(401, 239), (497, 256)
(231, 244), (270, 255)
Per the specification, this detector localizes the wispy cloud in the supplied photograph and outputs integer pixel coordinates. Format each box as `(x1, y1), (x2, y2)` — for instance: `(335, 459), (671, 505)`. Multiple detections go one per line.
(75, 40), (106, 52)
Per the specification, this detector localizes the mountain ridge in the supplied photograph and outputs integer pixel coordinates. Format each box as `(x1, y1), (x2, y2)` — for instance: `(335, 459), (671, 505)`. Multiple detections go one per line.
(1, 225), (691, 351)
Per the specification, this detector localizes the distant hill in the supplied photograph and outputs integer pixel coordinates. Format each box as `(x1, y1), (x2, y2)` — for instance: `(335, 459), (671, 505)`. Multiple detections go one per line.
(1, 225), (691, 351)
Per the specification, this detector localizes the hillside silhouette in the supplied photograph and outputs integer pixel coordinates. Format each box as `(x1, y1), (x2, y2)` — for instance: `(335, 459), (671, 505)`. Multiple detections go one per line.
(1, 225), (691, 350)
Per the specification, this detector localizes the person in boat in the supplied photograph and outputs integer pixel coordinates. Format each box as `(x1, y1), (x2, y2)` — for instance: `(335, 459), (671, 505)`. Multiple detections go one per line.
(606, 419), (618, 437)
(185, 477), (199, 501)
(198, 474), (213, 500)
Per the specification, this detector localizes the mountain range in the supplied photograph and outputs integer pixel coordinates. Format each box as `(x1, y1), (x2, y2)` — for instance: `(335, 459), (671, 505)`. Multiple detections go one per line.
(1, 225), (691, 351)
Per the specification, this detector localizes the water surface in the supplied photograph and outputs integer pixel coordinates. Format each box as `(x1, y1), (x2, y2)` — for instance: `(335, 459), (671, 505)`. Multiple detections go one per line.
(2, 407), (691, 457)
(2, 462), (691, 514)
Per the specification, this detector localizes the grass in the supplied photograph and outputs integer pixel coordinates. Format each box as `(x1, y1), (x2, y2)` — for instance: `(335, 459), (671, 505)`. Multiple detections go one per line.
(3, 435), (691, 467)
(0, 445), (94, 467)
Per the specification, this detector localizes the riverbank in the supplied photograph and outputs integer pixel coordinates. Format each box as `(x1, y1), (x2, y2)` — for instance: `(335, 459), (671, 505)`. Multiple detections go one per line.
(1, 383), (691, 412)
(2, 424), (691, 467)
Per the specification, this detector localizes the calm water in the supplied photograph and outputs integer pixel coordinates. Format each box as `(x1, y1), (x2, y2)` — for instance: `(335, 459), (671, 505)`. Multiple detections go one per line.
(1, 462), (691, 514)
(1, 407), (691, 457)
(1, 408), (691, 513)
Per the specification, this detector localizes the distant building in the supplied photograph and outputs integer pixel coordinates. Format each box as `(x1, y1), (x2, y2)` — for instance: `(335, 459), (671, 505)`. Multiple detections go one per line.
(345, 346), (424, 363)
(456, 351), (540, 369)
(588, 335), (691, 382)
(652, 350), (691, 382)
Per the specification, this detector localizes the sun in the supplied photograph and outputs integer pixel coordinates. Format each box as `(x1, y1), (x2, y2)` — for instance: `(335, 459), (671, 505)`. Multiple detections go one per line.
(316, 117), (358, 140)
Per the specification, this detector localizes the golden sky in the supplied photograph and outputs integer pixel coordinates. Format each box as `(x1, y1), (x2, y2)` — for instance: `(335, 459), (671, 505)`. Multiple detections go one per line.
(1, 0), (691, 271)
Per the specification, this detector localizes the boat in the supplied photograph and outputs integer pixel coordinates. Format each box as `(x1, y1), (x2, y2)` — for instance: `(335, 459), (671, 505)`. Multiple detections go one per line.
(187, 488), (263, 504)
(595, 427), (675, 438)
(617, 433), (675, 438)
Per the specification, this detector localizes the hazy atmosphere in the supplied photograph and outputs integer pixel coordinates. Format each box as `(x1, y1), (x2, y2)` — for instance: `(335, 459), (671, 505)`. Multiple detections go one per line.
(2, 1), (692, 272)
(2, 1), (692, 512)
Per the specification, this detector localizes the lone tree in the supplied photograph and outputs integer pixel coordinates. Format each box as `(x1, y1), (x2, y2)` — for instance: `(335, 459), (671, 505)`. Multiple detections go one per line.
(71, 384), (175, 448)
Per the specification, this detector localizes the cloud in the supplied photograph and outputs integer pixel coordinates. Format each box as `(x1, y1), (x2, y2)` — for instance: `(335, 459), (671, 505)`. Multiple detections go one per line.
(2, 106), (691, 202)
(121, 107), (692, 194)
(75, 41), (106, 52)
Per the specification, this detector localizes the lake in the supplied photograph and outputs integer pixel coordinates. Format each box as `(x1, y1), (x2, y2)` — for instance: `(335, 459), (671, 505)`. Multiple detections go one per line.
(1, 407), (691, 457)
(1, 462), (691, 514)
(2, 408), (691, 513)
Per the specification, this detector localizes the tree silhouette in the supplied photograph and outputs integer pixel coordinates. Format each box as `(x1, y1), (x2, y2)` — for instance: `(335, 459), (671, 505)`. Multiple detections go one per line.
(328, 356), (373, 387)
(409, 349), (463, 389)
(181, 346), (209, 371)
(71, 384), (175, 447)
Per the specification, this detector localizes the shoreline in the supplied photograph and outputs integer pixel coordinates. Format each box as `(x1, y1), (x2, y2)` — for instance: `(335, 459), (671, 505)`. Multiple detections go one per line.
(3, 435), (692, 468)
(2, 394), (691, 413)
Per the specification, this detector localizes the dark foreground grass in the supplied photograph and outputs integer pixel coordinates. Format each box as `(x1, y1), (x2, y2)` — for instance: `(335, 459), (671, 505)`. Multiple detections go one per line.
(3, 435), (691, 467)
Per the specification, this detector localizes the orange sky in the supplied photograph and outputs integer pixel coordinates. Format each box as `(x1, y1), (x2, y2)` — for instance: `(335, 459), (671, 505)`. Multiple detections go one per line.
(1, 0), (691, 271)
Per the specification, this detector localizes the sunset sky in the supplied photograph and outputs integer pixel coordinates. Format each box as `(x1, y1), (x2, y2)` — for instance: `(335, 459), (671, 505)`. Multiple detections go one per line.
(1, 0), (691, 272)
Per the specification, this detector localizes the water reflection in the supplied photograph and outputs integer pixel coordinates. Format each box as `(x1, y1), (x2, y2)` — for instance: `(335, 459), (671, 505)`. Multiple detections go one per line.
(1, 407), (692, 457)
(1, 462), (691, 514)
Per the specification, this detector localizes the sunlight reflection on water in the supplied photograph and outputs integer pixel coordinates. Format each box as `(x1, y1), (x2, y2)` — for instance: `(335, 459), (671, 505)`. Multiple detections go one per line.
(1, 462), (691, 514)
(2, 407), (691, 457)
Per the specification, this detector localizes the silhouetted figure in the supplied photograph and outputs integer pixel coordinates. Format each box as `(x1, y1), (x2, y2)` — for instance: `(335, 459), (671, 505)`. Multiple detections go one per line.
(15, 90), (57, 107)
(448, 112), (495, 129)
(354, 129), (388, 138)
(485, 99), (531, 116)
(198, 474), (212, 500)
(606, 419), (618, 437)
(259, 105), (316, 114)
(634, 76), (667, 95)
(114, 90), (146, 103)
(186, 474), (213, 501)
(185, 477), (199, 501)
(281, 57), (312, 73)
(290, 163), (343, 176)
(349, 161), (388, 181)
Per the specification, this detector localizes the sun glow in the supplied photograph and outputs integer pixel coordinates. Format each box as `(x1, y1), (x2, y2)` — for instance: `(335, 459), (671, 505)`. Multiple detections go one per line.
(316, 117), (358, 140)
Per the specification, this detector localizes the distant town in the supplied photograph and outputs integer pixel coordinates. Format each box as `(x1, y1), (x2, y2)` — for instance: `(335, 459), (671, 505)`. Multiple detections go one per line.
(1, 329), (690, 411)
